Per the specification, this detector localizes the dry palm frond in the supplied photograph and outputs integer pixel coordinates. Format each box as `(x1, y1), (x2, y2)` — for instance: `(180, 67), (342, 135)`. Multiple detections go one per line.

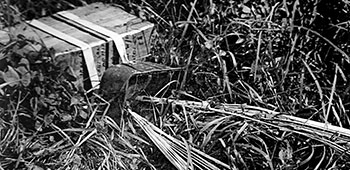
(136, 96), (350, 157)
(127, 108), (232, 170)
(139, 96), (350, 133)
(212, 105), (350, 157)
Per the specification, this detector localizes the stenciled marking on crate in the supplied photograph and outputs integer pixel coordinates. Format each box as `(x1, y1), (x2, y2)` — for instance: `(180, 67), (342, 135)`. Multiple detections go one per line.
(91, 42), (106, 78)
(124, 29), (152, 61)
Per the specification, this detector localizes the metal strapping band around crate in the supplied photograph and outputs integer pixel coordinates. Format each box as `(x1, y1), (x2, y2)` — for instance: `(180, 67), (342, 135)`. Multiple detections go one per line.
(28, 20), (100, 89)
(57, 11), (129, 64)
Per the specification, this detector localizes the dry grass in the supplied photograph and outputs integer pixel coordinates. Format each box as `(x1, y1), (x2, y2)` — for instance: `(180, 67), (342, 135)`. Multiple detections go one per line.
(1, 0), (350, 169)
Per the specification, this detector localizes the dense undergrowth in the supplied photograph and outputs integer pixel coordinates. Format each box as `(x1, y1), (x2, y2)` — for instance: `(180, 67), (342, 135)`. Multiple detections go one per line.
(1, 0), (350, 169)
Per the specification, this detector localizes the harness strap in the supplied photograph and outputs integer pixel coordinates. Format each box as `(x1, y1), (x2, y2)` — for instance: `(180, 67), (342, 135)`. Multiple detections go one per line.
(29, 20), (100, 89)
(57, 11), (129, 63)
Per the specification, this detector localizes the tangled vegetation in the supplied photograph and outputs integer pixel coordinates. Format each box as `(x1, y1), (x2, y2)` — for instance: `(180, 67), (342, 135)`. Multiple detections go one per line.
(1, 0), (350, 169)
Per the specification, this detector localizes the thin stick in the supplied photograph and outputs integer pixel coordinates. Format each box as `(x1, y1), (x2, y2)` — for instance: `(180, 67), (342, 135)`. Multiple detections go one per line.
(178, 0), (198, 47)
(180, 47), (193, 90)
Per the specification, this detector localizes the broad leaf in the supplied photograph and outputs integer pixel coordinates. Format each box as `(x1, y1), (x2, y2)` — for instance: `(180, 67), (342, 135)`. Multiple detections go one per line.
(0, 65), (20, 86)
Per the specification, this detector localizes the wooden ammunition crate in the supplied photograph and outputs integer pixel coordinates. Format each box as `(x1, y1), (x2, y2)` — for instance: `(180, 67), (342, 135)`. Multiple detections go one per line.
(0, 3), (154, 90)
